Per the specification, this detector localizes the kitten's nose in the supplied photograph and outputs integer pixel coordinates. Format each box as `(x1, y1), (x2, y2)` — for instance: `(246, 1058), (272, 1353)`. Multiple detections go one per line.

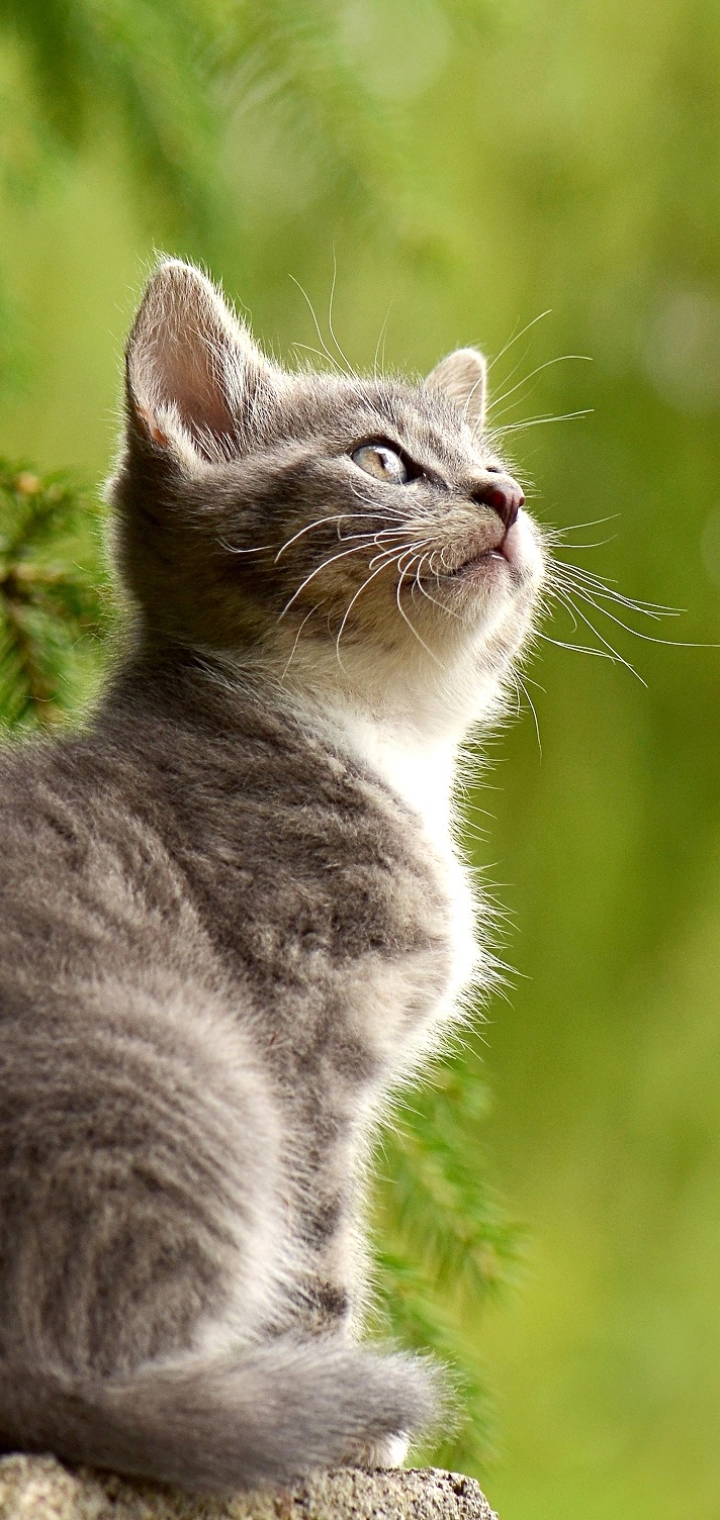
(470, 473), (525, 530)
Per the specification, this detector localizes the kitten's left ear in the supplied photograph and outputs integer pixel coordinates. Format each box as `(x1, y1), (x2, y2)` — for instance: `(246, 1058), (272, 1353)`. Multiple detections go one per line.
(425, 347), (488, 432)
(126, 259), (279, 464)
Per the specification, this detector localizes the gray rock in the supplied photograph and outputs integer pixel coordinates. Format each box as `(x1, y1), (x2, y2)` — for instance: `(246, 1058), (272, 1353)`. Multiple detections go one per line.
(0, 1456), (498, 1520)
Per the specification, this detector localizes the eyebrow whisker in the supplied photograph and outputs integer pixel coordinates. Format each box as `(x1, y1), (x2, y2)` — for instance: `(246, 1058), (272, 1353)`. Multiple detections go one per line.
(289, 274), (353, 379)
(488, 310), (552, 372)
(488, 355), (591, 417)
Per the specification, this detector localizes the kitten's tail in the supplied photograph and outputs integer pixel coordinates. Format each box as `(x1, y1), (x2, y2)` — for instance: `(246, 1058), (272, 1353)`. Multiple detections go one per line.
(0, 1338), (442, 1491)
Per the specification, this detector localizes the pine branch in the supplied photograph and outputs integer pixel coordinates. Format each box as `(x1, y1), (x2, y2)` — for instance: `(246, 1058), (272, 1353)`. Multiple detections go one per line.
(371, 1061), (526, 1469)
(0, 461), (111, 729)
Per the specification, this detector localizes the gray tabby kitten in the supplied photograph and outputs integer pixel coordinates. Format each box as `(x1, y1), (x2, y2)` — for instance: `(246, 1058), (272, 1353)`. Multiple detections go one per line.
(0, 261), (544, 1492)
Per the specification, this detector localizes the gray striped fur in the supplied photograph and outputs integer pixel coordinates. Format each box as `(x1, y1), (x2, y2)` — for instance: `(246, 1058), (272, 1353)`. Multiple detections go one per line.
(0, 261), (544, 1491)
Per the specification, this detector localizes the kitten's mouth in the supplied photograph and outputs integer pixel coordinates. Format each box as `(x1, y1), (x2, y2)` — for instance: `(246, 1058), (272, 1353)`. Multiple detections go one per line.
(439, 547), (506, 579)
(421, 519), (525, 583)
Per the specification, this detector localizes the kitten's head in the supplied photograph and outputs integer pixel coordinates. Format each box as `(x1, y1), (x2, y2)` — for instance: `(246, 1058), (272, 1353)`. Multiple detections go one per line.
(110, 260), (544, 736)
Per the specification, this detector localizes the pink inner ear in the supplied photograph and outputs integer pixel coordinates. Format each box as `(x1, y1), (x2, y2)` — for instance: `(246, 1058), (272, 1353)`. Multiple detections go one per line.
(155, 326), (237, 444)
(135, 319), (237, 451)
(127, 261), (261, 453)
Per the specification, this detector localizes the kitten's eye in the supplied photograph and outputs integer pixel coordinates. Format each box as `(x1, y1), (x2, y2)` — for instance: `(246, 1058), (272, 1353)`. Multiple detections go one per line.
(351, 443), (409, 485)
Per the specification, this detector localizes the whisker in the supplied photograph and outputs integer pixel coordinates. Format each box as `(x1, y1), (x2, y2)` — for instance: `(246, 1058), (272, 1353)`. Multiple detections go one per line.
(554, 581), (718, 652)
(395, 554), (444, 666)
(334, 539), (422, 665)
(218, 537), (275, 555)
(367, 536), (424, 572)
(411, 553), (462, 619)
(463, 370), (489, 434)
(542, 514), (619, 539)
(553, 589), (646, 683)
(488, 310), (552, 372)
(550, 560), (681, 618)
(347, 481), (409, 519)
(488, 355), (592, 416)
(278, 538), (388, 619)
(536, 631), (621, 661)
(327, 250), (357, 380)
(275, 513), (406, 562)
(543, 534), (619, 551)
(556, 560), (676, 609)
(486, 339), (533, 402)
(289, 275), (351, 378)
(516, 673), (542, 756)
(373, 298), (395, 378)
(280, 603), (321, 681)
(551, 585), (580, 632)
(280, 527), (420, 624)
(508, 673), (522, 721)
(492, 408), (593, 435)
(291, 341), (344, 372)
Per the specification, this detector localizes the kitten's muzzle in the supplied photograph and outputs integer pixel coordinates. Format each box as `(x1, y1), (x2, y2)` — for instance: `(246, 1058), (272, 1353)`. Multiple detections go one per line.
(469, 472), (525, 531)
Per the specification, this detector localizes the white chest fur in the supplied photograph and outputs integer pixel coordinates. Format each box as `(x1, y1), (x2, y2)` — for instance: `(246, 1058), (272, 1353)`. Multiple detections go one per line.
(321, 708), (481, 1023)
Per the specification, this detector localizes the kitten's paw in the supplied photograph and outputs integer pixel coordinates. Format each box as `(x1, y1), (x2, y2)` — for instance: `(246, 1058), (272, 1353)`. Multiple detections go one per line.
(347, 1432), (410, 1469)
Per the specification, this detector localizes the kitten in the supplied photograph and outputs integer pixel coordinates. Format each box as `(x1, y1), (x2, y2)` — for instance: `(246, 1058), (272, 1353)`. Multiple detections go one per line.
(0, 261), (544, 1492)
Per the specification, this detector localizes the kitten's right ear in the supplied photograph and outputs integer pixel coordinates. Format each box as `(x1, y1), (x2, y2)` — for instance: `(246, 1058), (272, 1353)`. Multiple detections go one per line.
(425, 347), (488, 432)
(125, 259), (279, 466)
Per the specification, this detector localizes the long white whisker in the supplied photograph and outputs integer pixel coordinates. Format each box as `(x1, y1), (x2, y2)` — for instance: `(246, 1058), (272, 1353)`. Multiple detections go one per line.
(488, 355), (592, 415)
(395, 555), (444, 666)
(487, 339), (533, 402)
(543, 514), (619, 539)
(492, 408), (593, 435)
(334, 540), (421, 665)
(551, 585), (580, 632)
(347, 480), (409, 519)
(218, 537), (275, 555)
(536, 631), (619, 661)
(553, 558), (681, 612)
(280, 603), (321, 681)
(373, 299), (395, 378)
(275, 513), (406, 562)
(412, 554), (462, 619)
(516, 673), (542, 756)
(551, 562), (680, 618)
(488, 310), (552, 371)
(327, 250), (357, 379)
(558, 582), (718, 651)
(556, 590), (646, 683)
(289, 274), (351, 378)
(367, 537), (423, 571)
(291, 341), (344, 372)
(544, 535), (619, 551)
(278, 539), (388, 619)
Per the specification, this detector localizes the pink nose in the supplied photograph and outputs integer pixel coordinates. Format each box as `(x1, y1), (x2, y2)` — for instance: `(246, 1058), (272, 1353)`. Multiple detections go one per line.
(471, 474), (525, 530)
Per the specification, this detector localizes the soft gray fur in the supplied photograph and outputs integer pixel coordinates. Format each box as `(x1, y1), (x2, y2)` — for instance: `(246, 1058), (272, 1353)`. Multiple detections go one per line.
(0, 262), (544, 1492)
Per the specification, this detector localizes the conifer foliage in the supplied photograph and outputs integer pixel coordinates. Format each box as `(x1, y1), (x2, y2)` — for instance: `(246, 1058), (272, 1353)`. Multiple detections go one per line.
(0, 462), (108, 728)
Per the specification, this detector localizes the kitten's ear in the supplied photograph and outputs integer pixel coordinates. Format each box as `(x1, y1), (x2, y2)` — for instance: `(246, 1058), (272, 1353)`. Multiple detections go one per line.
(425, 347), (488, 431)
(126, 259), (277, 464)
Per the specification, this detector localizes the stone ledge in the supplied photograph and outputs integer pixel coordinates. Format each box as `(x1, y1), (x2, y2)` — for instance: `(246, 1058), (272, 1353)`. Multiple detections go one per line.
(0, 1454), (498, 1520)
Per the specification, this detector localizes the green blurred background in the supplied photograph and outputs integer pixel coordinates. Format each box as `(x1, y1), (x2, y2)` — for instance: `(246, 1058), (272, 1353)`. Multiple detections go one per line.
(1, 1), (720, 1516)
